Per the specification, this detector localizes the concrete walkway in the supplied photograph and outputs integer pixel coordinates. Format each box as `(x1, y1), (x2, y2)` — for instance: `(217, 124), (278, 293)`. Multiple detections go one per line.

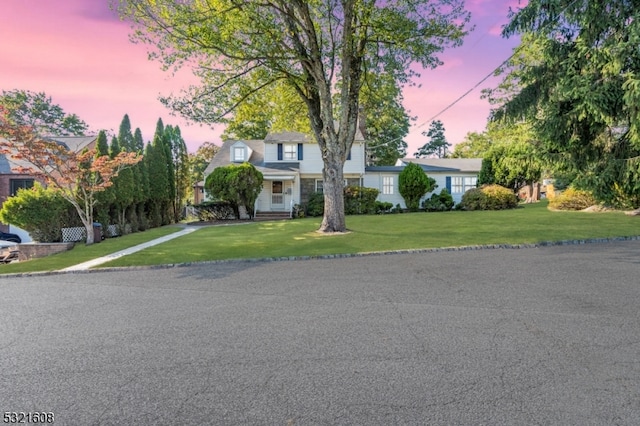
(61, 227), (199, 272)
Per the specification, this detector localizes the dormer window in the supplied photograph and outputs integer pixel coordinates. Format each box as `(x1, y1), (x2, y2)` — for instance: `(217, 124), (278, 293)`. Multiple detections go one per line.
(233, 146), (245, 162)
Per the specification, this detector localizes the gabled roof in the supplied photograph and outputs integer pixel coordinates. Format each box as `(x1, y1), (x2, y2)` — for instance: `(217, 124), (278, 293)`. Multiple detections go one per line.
(397, 158), (482, 172)
(203, 139), (264, 177)
(0, 135), (97, 174)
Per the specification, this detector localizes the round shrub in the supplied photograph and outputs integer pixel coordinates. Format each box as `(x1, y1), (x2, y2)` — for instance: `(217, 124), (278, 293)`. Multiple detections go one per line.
(481, 184), (518, 210)
(459, 188), (487, 211)
(548, 187), (596, 211)
(459, 184), (518, 211)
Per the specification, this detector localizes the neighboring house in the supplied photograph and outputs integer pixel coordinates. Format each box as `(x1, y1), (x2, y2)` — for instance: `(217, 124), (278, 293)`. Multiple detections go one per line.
(0, 136), (97, 234)
(198, 131), (481, 216)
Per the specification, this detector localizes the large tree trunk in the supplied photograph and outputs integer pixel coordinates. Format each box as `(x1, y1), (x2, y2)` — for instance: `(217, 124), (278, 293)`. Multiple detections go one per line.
(319, 158), (346, 232)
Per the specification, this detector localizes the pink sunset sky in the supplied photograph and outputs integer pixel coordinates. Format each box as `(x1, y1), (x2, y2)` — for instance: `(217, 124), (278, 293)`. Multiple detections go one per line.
(1, 0), (525, 154)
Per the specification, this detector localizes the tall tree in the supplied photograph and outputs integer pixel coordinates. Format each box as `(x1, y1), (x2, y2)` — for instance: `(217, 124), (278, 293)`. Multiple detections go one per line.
(166, 125), (189, 221)
(415, 120), (450, 158)
(110, 133), (136, 230)
(0, 107), (141, 244)
(145, 122), (170, 227)
(115, 0), (471, 232)
(0, 89), (88, 136)
(493, 2), (640, 208)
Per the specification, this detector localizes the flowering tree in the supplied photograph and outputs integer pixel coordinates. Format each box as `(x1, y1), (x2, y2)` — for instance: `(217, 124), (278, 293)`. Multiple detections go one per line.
(0, 107), (142, 244)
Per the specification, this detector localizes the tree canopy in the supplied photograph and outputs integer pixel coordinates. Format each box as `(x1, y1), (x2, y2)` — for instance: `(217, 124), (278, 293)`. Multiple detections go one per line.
(115, 0), (471, 231)
(0, 89), (88, 136)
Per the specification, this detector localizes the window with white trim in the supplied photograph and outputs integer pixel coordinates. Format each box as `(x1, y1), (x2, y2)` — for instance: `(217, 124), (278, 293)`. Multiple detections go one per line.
(233, 146), (245, 162)
(382, 176), (394, 195)
(315, 179), (324, 193)
(451, 177), (463, 193)
(452, 176), (477, 193)
(464, 176), (477, 191)
(284, 144), (297, 160)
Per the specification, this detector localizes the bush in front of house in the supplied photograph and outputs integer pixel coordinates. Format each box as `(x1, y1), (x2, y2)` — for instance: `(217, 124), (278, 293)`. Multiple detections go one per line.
(196, 201), (236, 221)
(375, 201), (393, 214)
(344, 186), (380, 215)
(305, 186), (381, 216)
(306, 192), (325, 217)
(422, 188), (455, 212)
(548, 187), (596, 211)
(399, 162), (437, 212)
(0, 183), (69, 242)
(459, 184), (518, 211)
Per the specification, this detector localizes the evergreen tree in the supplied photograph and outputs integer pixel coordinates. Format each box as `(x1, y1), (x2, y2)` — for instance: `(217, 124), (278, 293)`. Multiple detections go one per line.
(170, 126), (189, 220)
(415, 120), (450, 158)
(398, 162), (436, 211)
(118, 114), (134, 151)
(163, 124), (177, 223)
(146, 124), (170, 227)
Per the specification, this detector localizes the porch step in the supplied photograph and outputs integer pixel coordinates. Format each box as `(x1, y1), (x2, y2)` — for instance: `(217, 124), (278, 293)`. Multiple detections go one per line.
(254, 211), (291, 221)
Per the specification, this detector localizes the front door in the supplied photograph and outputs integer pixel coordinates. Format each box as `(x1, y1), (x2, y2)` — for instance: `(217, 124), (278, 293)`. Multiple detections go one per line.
(271, 181), (284, 210)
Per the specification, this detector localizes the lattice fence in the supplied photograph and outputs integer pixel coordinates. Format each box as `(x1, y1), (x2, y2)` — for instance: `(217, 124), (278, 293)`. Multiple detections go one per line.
(61, 224), (121, 242)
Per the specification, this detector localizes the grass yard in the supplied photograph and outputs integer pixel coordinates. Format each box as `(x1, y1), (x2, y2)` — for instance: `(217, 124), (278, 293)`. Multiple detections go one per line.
(2, 202), (638, 274)
(0, 226), (182, 275)
(102, 201), (639, 268)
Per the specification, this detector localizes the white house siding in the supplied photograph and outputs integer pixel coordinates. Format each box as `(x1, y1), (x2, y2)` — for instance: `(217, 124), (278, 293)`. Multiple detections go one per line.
(263, 141), (366, 175)
(433, 172), (479, 204)
(364, 171), (480, 208)
(363, 172), (405, 207)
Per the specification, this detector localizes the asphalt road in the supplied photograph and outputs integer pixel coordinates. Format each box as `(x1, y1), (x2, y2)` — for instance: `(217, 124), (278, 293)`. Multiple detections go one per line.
(2, 240), (640, 425)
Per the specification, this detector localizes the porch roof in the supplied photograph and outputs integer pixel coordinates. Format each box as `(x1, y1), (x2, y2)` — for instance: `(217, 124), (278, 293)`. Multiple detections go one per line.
(257, 162), (299, 181)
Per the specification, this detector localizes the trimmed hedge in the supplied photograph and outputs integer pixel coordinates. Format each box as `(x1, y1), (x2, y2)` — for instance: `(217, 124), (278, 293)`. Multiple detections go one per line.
(305, 186), (381, 217)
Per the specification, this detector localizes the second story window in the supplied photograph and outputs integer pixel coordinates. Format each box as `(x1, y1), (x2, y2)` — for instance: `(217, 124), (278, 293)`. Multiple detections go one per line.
(284, 144), (296, 160)
(233, 147), (245, 162)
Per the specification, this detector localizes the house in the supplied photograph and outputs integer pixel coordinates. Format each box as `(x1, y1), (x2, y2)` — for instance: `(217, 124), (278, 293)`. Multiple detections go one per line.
(0, 135), (97, 236)
(364, 157), (482, 207)
(198, 131), (481, 216)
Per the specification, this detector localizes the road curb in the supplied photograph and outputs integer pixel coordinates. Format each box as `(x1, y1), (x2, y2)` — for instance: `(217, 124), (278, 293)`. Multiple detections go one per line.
(2, 235), (639, 279)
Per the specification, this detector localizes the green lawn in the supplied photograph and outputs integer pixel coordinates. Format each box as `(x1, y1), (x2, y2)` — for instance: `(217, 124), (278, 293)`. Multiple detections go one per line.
(104, 201), (638, 267)
(2, 202), (638, 274)
(0, 226), (182, 275)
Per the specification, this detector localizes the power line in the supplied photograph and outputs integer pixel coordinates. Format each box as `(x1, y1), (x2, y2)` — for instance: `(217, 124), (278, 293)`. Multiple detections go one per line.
(369, 0), (580, 152)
